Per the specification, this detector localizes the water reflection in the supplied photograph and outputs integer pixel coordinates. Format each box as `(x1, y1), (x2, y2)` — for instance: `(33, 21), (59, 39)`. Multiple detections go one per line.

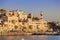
(47, 35), (60, 40)
(31, 35), (48, 40)
(0, 35), (60, 40)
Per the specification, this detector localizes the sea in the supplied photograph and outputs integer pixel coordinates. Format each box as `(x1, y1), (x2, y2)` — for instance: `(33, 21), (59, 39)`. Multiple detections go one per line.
(0, 35), (60, 40)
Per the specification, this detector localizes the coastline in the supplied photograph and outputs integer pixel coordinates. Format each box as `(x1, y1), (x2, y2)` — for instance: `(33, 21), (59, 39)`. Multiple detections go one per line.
(0, 32), (32, 36)
(0, 32), (60, 36)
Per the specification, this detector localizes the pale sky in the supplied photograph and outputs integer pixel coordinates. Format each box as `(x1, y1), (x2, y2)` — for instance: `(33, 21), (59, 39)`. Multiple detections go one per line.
(0, 0), (60, 21)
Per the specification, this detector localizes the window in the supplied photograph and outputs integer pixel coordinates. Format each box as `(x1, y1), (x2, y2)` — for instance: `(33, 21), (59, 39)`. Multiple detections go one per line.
(14, 26), (18, 29)
(4, 24), (8, 27)
(9, 13), (11, 15)
(18, 20), (21, 22)
(45, 26), (48, 27)
(29, 25), (32, 29)
(23, 27), (26, 29)
(37, 25), (39, 29)
(12, 20), (16, 24)
(44, 23), (46, 24)
(12, 13), (14, 15)
(2, 13), (6, 16)
(9, 21), (10, 22)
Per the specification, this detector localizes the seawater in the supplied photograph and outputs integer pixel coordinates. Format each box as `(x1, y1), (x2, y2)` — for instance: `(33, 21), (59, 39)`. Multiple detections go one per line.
(0, 35), (60, 40)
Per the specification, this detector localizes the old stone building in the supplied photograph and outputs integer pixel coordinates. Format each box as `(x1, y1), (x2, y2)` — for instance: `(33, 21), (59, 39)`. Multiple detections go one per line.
(0, 9), (51, 33)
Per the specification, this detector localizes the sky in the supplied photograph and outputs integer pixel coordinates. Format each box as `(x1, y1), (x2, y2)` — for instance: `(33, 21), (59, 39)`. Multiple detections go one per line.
(0, 0), (60, 21)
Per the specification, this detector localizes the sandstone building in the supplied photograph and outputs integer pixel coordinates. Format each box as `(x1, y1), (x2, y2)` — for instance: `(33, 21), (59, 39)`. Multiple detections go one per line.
(0, 9), (52, 33)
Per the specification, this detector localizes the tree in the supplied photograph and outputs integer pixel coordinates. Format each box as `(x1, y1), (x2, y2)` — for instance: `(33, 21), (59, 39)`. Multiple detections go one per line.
(48, 22), (57, 31)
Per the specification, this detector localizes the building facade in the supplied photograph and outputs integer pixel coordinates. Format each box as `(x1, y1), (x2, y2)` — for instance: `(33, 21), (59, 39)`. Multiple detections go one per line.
(0, 9), (51, 33)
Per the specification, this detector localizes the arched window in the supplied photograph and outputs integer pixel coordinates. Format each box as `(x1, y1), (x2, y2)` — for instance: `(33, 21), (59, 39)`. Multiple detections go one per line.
(12, 13), (14, 15)
(18, 20), (21, 22)
(29, 25), (32, 29)
(9, 13), (11, 16)
(14, 26), (18, 29)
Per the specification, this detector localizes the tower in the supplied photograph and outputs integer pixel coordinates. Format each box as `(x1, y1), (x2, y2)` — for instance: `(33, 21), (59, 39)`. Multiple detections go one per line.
(27, 12), (33, 22)
(40, 11), (43, 19)
(28, 12), (33, 19)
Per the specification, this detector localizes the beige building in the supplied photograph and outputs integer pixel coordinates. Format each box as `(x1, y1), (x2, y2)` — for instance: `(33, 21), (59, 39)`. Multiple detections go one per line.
(0, 9), (50, 33)
(18, 10), (27, 21)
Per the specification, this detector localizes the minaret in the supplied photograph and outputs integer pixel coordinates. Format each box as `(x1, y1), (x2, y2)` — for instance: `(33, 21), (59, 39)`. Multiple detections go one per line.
(40, 11), (43, 19)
